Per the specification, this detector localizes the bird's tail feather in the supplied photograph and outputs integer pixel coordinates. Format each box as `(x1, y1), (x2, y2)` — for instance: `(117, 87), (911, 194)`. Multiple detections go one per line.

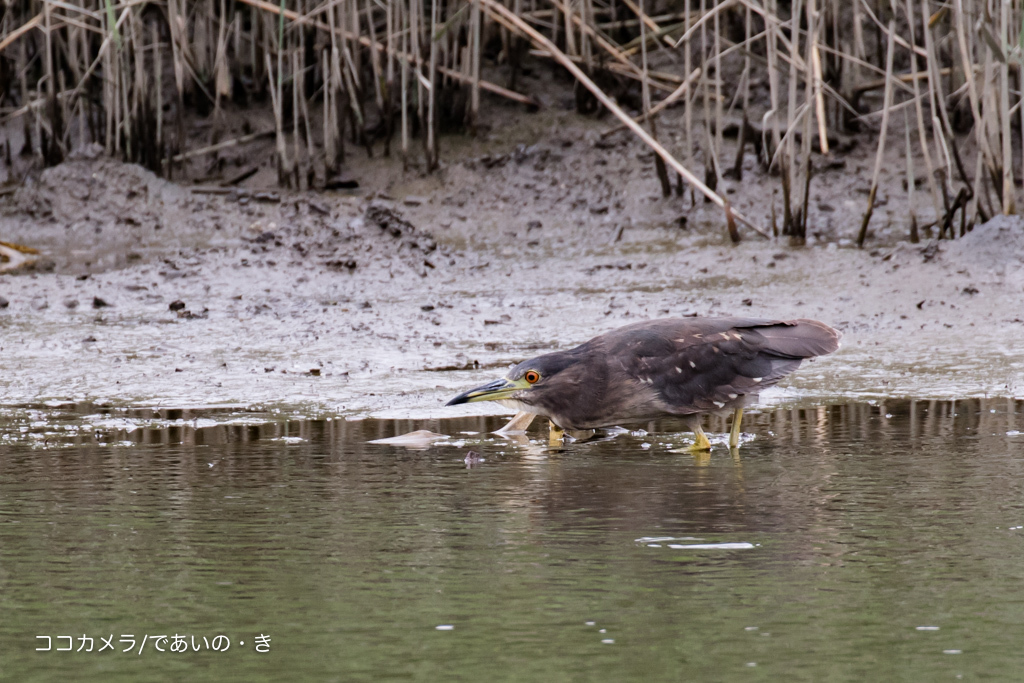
(754, 319), (841, 359)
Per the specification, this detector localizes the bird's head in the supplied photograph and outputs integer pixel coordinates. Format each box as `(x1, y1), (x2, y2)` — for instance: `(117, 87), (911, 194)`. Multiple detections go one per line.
(445, 350), (584, 416)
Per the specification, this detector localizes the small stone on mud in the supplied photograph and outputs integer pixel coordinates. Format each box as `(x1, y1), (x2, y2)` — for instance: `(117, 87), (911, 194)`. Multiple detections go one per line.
(169, 300), (186, 311)
(307, 200), (330, 215)
(309, 368), (321, 376)
(323, 177), (359, 190)
(742, 298), (753, 306)
(0, 296), (8, 309)
(421, 305), (435, 311)
(92, 297), (110, 308)
(962, 286), (979, 295)
(325, 259), (357, 271)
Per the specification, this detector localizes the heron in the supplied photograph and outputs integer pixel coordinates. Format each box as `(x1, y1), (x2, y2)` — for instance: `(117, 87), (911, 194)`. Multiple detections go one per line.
(446, 317), (840, 449)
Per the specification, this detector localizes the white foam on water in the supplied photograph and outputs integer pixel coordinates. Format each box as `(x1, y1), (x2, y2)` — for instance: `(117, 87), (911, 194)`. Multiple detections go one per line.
(666, 543), (756, 550)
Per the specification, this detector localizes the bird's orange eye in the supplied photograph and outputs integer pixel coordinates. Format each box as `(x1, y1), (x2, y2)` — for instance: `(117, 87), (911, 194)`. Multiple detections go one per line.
(524, 370), (540, 384)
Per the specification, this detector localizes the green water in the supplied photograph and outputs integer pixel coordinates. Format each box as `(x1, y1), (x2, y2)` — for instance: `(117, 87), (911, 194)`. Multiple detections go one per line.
(2, 399), (1024, 681)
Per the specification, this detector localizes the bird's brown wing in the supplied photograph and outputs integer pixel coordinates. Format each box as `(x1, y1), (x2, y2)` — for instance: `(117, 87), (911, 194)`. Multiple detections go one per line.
(609, 318), (839, 415)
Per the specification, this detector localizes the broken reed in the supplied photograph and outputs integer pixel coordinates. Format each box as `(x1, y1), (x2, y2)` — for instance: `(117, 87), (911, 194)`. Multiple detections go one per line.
(1, 0), (1023, 241)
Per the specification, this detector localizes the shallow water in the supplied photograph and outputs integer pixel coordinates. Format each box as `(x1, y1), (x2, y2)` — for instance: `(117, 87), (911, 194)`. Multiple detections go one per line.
(2, 398), (1024, 681)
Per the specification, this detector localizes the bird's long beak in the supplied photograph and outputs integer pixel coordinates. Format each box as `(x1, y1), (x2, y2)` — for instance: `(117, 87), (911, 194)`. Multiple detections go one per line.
(445, 377), (529, 405)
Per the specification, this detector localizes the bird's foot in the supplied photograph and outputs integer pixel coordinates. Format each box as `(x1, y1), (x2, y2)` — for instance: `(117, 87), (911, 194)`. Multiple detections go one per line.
(687, 425), (712, 451)
(549, 421), (564, 447)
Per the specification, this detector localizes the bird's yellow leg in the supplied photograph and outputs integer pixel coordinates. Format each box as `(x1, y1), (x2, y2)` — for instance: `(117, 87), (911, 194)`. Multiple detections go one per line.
(549, 420), (564, 446)
(689, 424), (712, 451)
(729, 408), (744, 449)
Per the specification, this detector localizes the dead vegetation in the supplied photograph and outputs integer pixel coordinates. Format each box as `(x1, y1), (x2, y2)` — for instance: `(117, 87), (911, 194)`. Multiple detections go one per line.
(1, 0), (1023, 245)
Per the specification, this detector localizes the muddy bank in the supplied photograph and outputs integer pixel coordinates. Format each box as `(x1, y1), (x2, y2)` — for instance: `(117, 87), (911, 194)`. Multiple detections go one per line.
(1, 126), (1023, 425)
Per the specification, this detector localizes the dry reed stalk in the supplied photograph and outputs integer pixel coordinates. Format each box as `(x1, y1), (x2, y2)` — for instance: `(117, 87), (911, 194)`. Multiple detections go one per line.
(328, 0), (346, 168)
(639, 0), (670, 197)
(266, 53), (290, 185)
(476, 0), (768, 237)
(683, 0), (693, 178)
(742, 1), (751, 115)
(154, 21), (163, 161)
(426, 0), (438, 170)
(298, 46), (316, 187)
(856, 19), (896, 248)
(400, 0), (410, 167)
(781, 0), (803, 234)
(794, 0), (816, 242)
(384, 0), (395, 154)
(953, 0), (997, 190)
(712, 0), (722, 161)
(807, 0), (827, 155)
(764, 0), (781, 171)
(581, 0), (593, 73)
(470, 0), (481, 131)
(904, 0), (943, 224)
(980, 44), (999, 207)
(998, 0), (1013, 214)
(291, 52), (302, 188)
(212, 0), (231, 147)
(365, 0), (385, 114)
(920, 0), (962, 194)
(699, 0), (712, 197)
(904, 117), (919, 243)
(323, 50), (337, 172)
